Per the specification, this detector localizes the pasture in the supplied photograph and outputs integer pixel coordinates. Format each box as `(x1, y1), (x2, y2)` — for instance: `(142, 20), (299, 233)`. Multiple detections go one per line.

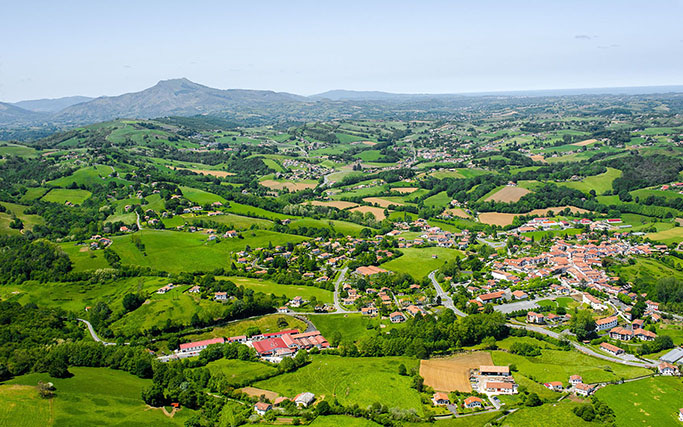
(491, 349), (651, 386)
(559, 167), (622, 195)
(3, 367), (191, 426)
(254, 355), (423, 413)
(0, 384), (51, 427)
(205, 359), (277, 387)
(0, 201), (45, 235)
(179, 186), (227, 205)
(41, 188), (92, 205)
(106, 229), (306, 273)
(595, 376), (683, 427)
(420, 352), (493, 392)
(381, 247), (464, 279)
(48, 165), (119, 187)
(182, 314), (307, 342)
(218, 276), (333, 303)
(501, 400), (593, 427)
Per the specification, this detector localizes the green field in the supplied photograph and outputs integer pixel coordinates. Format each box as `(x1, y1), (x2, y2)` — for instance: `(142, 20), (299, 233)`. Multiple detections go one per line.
(310, 415), (381, 426)
(41, 188), (92, 205)
(614, 257), (683, 287)
(424, 191), (451, 208)
(0, 383), (51, 427)
(219, 276), (333, 303)
(2, 367), (191, 426)
(501, 400), (594, 427)
(0, 142), (38, 157)
(93, 229), (306, 273)
(19, 187), (49, 202)
(164, 212), (273, 230)
(559, 167), (622, 195)
(0, 276), (169, 313)
(596, 376), (683, 427)
(645, 226), (683, 244)
(110, 286), (224, 335)
(288, 217), (368, 237)
(381, 247), (464, 279)
(48, 165), (120, 187)
(491, 349), (651, 386)
(183, 314), (307, 342)
(254, 355), (423, 413)
(205, 359), (277, 387)
(180, 186), (227, 205)
(0, 201), (45, 235)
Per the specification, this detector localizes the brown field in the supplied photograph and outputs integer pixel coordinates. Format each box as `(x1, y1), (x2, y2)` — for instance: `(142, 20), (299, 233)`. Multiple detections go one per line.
(362, 141), (377, 146)
(362, 197), (403, 208)
(478, 212), (518, 226)
(350, 206), (386, 221)
(572, 138), (598, 147)
(529, 154), (546, 163)
(392, 187), (418, 194)
(420, 352), (493, 392)
(260, 180), (317, 192)
(444, 208), (470, 218)
(309, 200), (359, 210)
(485, 186), (531, 203)
(239, 387), (279, 401)
(478, 205), (590, 226)
(168, 166), (235, 177)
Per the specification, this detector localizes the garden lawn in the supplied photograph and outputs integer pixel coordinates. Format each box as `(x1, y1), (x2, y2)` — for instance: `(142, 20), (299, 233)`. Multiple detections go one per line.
(491, 349), (651, 386)
(219, 276), (333, 304)
(254, 355), (423, 414)
(3, 367), (192, 426)
(595, 376), (683, 427)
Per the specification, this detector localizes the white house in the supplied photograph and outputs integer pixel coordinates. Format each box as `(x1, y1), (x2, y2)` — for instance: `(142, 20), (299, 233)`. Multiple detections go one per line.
(569, 375), (583, 386)
(595, 316), (618, 332)
(574, 383), (595, 397)
(658, 362), (679, 376)
(463, 396), (483, 408)
(254, 402), (271, 416)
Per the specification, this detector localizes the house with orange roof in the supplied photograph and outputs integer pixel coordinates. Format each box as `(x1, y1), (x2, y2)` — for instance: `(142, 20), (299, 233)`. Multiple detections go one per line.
(432, 392), (450, 406)
(463, 396), (483, 408)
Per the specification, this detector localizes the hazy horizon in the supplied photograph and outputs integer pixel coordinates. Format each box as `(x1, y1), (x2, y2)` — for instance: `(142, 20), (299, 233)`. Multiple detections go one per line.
(2, 0), (682, 102)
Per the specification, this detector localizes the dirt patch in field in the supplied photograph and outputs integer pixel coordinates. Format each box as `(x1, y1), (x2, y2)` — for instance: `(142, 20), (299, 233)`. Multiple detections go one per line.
(309, 200), (358, 210)
(362, 141), (377, 146)
(350, 206), (387, 221)
(530, 154), (546, 163)
(261, 180), (317, 192)
(528, 206), (589, 216)
(485, 186), (531, 203)
(420, 352), (493, 392)
(392, 187), (418, 194)
(675, 218), (683, 226)
(79, 246), (89, 252)
(444, 208), (470, 218)
(363, 197), (403, 208)
(239, 387), (279, 401)
(572, 138), (598, 147)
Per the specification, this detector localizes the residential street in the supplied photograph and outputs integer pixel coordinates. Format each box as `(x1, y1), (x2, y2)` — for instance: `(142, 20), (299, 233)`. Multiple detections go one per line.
(429, 270), (467, 317)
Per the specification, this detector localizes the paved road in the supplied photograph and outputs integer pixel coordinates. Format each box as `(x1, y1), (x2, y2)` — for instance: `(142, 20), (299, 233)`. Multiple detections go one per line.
(333, 267), (352, 313)
(77, 318), (117, 346)
(507, 323), (655, 368)
(493, 294), (563, 314)
(477, 238), (506, 249)
(428, 270), (466, 317)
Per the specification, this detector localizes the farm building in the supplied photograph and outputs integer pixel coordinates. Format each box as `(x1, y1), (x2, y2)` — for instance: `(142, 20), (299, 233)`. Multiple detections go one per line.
(599, 342), (624, 356)
(179, 337), (225, 353)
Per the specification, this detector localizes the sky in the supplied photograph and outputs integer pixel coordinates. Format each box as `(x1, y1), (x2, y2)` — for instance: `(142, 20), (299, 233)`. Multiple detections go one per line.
(1, 0), (682, 102)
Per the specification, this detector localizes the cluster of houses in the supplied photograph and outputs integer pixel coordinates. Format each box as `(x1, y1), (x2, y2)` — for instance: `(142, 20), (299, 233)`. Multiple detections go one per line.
(166, 328), (329, 363)
(472, 365), (518, 395)
(254, 392), (317, 416)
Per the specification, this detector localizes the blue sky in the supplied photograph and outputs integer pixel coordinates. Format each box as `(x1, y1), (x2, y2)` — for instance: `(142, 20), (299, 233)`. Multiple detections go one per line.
(1, 0), (682, 101)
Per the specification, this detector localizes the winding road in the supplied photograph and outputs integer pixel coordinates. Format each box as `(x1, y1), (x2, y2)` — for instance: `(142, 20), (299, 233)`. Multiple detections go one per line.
(333, 267), (352, 313)
(77, 318), (118, 346)
(428, 270), (466, 317)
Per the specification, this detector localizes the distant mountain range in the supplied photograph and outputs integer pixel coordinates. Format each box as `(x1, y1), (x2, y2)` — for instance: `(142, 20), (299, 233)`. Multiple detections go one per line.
(1, 78), (682, 128)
